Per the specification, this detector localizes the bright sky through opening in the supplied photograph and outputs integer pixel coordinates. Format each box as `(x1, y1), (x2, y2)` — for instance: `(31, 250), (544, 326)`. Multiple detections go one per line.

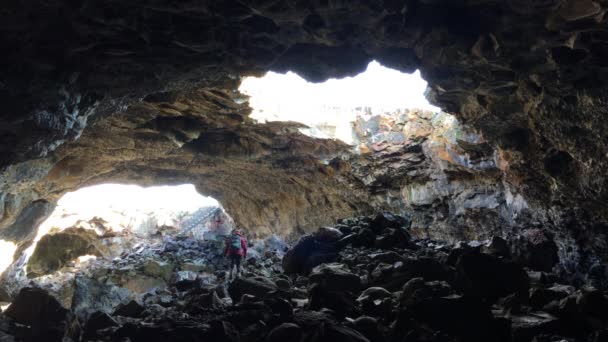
(239, 61), (440, 143)
(32, 184), (219, 244)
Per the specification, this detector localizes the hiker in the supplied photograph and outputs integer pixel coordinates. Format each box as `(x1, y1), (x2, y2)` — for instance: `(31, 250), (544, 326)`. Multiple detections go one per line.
(225, 229), (247, 279)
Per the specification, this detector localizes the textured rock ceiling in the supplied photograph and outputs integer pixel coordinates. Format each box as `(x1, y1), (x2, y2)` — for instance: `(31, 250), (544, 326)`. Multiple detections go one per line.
(1, 0), (608, 241)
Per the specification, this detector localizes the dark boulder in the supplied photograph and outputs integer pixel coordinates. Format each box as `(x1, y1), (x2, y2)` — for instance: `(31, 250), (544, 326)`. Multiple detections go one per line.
(4, 287), (69, 341)
(529, 284), (574, 310)
(282, 235), (338, 274)
(309, 283), (360, 318)
(265, 323), (301, 342)
(369, 212), (411, 233)
(374, 228), (412, 250)
(82, 311), (118, 341)
(357, 228), (376, 248)
(112, 299), (145, 318)
(371, 257), (453, 291)
(510, 311), (560, 342)
(228, 276), (278, 300)
(352, 316), (382, 342)
(455, 249), (530, 301)
(511, 229), (559, 272)
(308, 263), (362, 292)
(407, 294), (506, 342)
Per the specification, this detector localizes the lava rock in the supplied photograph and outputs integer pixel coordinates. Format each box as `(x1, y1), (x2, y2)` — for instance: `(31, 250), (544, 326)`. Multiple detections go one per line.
(282, 235), (338, 274)
(309, 263), (362, 292)
(112, 299), (145, 318)
(265, 323), (301, 342)
(82, 311), (118, 341)
(369, 212), (411, 233)
(455, 249), (530, 300)
(228, 276), (278, 300)
(4, 287), (69, 341)
(511, 229), (559, 272)
(313, 226), (344, 242)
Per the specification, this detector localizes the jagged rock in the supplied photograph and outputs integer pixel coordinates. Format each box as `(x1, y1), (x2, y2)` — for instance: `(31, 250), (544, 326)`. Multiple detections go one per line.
(142, 259), (173, 281)
(313, 227), (344, 242)
(400, 278), (453, 307)
(357, 287), (392, 303)
(274, 278), (291, 291)
(512, 229), (559, 272)
(228, 276), (278, 300)
(455, 250), (530, 300)
(357, 228), (376, 248)
(357, 287), (394, 317)
(26, 228), (102, 278)
(82, 311), (118, 341)
(485, 236), (511, 258)
(511, 312), (560, 342)
(282, 235), (338, 275)
(369, 213), (411, 233)
(265, 323), (301, 342)
(352, 316), (382, 342)
(374, 228), (413, 250)
(112, 299), (145, 318)
(322, 324), (369, 342)
(71, 276), (131, 320)
(529, 285), (574, 310)
(371, 257), (452, 291)
(406, 294), (504, 342)
(4, 287), (69, 341)
(123, 275), (167, 294)
(309, 263), (362, 292)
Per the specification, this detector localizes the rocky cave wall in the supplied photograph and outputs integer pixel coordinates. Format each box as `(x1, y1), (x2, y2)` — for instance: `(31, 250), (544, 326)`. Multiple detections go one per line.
(0, 86), (374, 243)
(1, 0), (608, 265)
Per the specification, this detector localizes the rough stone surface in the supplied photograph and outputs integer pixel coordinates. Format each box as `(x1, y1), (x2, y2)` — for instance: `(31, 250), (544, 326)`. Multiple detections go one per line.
(0, 214), (605, 342)
(2, 1), (608, 264)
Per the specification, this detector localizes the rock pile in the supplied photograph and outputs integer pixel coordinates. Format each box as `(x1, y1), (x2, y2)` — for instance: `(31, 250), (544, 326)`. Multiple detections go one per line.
(0, 213), (607, 342)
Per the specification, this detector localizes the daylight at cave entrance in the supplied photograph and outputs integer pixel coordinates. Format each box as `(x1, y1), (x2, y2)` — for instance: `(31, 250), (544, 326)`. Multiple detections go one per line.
(1, 2), (608, 341)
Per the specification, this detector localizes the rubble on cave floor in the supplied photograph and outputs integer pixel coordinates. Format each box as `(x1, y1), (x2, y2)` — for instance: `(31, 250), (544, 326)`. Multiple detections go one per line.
(0, 213), (607, 342)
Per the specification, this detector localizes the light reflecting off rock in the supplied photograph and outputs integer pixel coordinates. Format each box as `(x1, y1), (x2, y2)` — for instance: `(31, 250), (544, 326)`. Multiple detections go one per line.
(76, 255), (97, 264)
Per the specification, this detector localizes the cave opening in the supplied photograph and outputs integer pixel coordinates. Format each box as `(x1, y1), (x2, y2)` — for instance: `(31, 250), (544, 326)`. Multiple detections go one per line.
(0, 184), (237, 303)
(239, 60), (440, 144)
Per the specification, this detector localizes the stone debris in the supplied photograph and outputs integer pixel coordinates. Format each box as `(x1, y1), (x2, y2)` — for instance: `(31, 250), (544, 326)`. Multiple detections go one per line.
(0, 212), (605, 342)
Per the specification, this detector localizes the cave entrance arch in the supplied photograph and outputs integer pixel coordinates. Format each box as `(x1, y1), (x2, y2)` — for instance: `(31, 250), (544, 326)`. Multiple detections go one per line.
(31, 183), (233, 243)
(0, 183), (235, 299)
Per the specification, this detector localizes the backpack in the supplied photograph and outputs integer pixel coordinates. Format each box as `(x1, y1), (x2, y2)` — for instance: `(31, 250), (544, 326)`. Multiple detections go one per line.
(230, 234), (242, 251)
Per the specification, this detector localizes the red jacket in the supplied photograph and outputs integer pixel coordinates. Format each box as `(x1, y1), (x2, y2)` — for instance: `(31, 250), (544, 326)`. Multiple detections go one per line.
(225, 233), (247, 257)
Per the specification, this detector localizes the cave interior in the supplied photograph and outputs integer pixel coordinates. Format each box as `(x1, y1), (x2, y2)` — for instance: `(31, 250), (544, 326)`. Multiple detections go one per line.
(1, 1), (608, 341)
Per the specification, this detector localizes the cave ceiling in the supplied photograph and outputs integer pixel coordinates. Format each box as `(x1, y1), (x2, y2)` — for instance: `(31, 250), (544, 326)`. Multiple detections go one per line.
(1, 0), (608, 238)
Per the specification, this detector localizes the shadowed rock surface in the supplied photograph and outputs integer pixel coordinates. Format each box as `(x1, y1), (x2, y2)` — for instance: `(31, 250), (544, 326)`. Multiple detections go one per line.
(2, 1), (608, 340)
(0, 213), (605, 342)
(2, 0), (608, 244)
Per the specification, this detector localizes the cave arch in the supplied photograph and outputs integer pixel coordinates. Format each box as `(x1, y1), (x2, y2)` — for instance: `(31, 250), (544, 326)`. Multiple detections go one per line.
(0, 0), (607, 273)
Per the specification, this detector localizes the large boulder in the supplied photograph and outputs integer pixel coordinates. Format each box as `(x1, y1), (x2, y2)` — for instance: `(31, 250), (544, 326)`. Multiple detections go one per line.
(369, 213), (411, 233)
(370, 257), (453, 291)
(309, 263), (362, 292)
(26, 228), (102, 278)
(71, 276), (131, 321)
(407, 294), (507, 342)
(282, 235), (338, 275)
(511, 229), (559, 272)
(228, 276), (278, 300)
(4, 287), (69, 341)
(455, 250), (530, 301)
(142, 259), (173, 281)
(265, 323), (302, 342)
